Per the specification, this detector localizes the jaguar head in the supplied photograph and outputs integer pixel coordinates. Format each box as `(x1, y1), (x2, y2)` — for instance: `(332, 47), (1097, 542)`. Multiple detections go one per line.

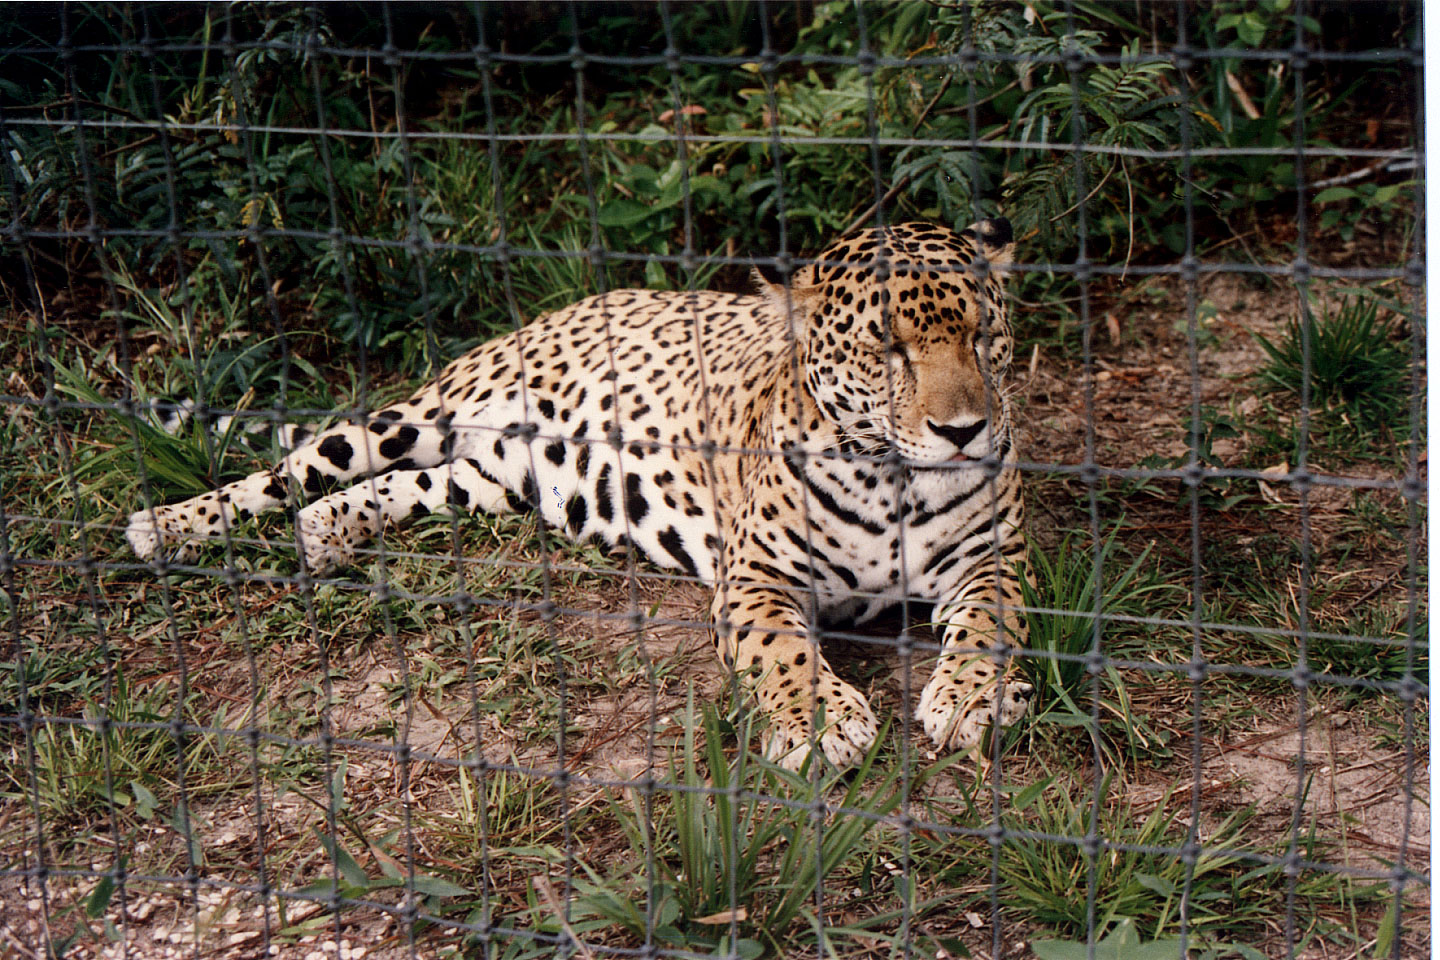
(761, 220), (1016, 465)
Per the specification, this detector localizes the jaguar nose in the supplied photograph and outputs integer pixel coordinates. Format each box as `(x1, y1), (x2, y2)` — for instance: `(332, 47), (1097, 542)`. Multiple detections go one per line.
(928, 419), (987, 454)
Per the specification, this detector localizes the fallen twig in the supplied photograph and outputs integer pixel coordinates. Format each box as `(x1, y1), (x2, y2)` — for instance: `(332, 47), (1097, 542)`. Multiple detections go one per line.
(1310, 158), (1397, 192)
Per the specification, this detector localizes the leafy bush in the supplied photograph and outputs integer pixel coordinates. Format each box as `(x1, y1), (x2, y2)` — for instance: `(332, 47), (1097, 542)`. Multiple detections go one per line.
(1, 2), (1414, 378)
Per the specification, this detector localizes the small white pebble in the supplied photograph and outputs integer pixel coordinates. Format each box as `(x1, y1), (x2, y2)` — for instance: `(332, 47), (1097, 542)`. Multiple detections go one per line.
(323, 941), (338, 953)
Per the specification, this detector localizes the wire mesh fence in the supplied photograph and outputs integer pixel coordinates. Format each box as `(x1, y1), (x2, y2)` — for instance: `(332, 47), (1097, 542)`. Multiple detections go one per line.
(0, 3), (1428, 958)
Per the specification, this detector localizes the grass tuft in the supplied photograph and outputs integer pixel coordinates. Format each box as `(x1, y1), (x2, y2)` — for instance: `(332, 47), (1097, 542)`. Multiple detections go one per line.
(1255, 295), (1412, 431)
(555, 694), (948, 957)
(997, 775), (1259, 945)
(1018, 527), (1180, 717)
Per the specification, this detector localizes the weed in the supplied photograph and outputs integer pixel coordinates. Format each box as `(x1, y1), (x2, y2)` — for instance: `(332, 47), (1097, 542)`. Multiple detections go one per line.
(1127, 406), (1255, 513)
(1019, 527), (1180, 717)
(0, 641), (108, 719)
(1, 672), (224, 826)
(1193, 0), (1324, 220)
(1255, 295), (1412, 432)
(556, 695), (947, 957)
(1031, 918), (1183, 960)
(1294, 592), (1425, 688)
(997, 775), (1263, 944)
(43, 261), (339, 511)
(1314, 180), (1418, 245)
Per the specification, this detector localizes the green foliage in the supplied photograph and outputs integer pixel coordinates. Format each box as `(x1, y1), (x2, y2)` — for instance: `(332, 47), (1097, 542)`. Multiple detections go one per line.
(2, 672), (186, 823)
(1255, 294), (1413, 431)
(1211, 0), (1321, 49)
(0, 8), (1421, 954)
(1263, 575), (1428, 687)
(565, 695), (940, 957)
(1309, 601), (1427, 688)
(4, 2), (1412, 383)
(1130, 405), (1255, 512)
(42, 261), (336, 502)
(999, 776), (1259, 944)
(1314, 180), (1416, 244)
(1004, 35), (1185, 257)
(1012, 525), (1185, 765)
(1019, 527), (1176, 715)
(1031, 918), (1182, 960)
(1191, 0), (1342, 221)
(294, 824), (471, 913)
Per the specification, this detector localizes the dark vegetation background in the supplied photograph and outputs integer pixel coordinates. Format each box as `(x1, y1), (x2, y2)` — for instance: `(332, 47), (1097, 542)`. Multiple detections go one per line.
(2, 2), (1419, 381)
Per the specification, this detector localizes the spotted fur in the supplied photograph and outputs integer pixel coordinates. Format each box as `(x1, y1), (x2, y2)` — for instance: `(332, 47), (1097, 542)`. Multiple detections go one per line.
(128, 221), (1033, 768)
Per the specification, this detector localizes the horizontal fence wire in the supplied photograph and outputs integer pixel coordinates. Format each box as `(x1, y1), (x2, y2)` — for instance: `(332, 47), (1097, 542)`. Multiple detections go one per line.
(0, 3), (1429, 960)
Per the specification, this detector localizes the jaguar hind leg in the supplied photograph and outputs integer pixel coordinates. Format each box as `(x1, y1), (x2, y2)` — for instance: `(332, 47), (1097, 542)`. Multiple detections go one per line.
(295, 458), (519, 573)
(126, 398), (453, 563)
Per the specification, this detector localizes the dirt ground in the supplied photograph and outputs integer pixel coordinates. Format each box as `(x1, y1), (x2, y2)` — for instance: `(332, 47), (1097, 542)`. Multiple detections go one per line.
(1, 269), (1428, 958)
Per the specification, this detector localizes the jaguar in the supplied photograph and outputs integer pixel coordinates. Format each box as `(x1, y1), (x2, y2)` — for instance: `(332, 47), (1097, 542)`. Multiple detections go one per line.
(128, 220), (1033, 769)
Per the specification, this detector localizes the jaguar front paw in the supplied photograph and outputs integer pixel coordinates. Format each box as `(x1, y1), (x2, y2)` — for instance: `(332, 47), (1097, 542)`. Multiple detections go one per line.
(917, 669), (1032, 752)
(762, 677), (879, 771)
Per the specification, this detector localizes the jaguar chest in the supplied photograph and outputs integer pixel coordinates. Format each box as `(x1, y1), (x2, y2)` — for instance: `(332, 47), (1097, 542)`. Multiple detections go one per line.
(766, 456), (1005, 614)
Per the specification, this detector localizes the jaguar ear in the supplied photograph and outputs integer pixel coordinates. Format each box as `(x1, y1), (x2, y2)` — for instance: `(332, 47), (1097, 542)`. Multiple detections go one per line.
(962, 217), (1014, 267)
(752, 265), (823, 320)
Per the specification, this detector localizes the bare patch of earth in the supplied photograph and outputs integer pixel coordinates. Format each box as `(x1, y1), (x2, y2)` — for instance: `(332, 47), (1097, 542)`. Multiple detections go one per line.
(1203, 706), (1427, 868)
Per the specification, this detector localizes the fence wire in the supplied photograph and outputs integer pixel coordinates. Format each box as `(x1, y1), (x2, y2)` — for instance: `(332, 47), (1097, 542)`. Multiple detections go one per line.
(0, 3), (1429, 959)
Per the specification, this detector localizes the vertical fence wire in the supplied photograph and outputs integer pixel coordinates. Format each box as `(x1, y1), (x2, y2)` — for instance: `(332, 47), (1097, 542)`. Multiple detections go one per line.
(0, 4), (1429, 959)
(1175, 10), (1206, 957)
